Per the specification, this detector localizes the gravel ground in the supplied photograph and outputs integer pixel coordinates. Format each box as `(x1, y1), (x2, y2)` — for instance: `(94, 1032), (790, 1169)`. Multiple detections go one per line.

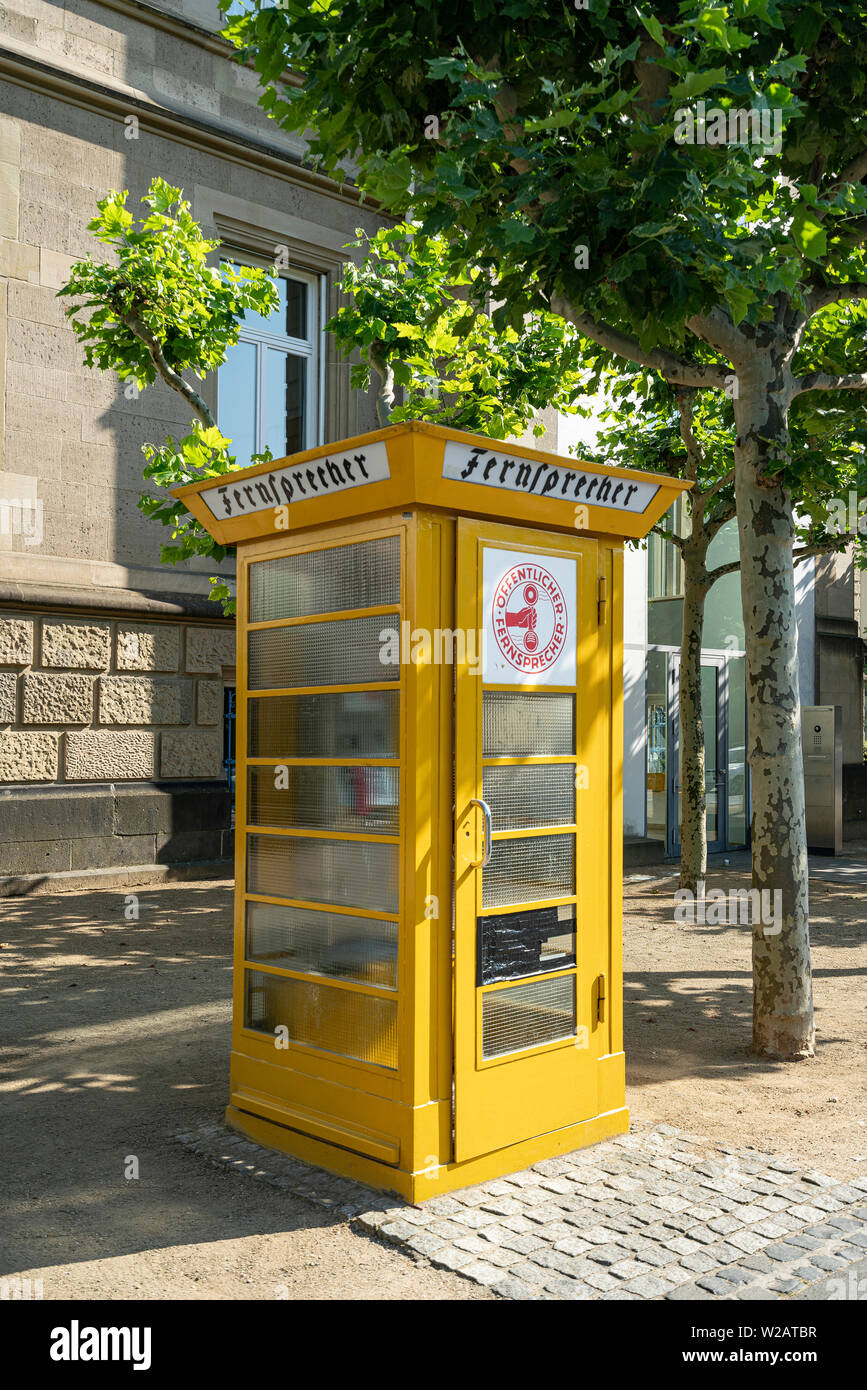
(0, 880), (490, 1301)
(1, 866), (862, 1300)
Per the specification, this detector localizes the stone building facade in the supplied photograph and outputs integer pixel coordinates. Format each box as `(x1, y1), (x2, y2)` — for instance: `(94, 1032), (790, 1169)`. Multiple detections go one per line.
(0, 0), (381, 889)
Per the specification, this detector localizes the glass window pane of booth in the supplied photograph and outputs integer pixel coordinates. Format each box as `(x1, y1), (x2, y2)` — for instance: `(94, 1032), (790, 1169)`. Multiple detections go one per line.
(247, 689), (399, 759)
(243, 533), (401, 1071)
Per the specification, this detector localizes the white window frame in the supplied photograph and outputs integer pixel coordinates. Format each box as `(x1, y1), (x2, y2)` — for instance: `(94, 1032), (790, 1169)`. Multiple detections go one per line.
(220, 263), (323, 459)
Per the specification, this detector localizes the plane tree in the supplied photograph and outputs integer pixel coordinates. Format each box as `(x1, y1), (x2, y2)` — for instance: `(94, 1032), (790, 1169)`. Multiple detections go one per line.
(224, 0), (867, 1058)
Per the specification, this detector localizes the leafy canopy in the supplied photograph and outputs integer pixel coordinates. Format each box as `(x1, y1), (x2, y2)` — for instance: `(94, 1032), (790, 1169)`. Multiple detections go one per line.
(59, 179), (280, 613)
(327, 222), (586, 437)
(223, 1), (867, 444)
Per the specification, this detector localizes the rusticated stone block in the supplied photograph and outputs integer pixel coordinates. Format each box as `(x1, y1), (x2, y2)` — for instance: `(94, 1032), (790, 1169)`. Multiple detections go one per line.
(22, 673), (93, 724)
(0, 731), (58, 781)
(42, 620), (111, 670)
(196, 679), (222, 725)
(116, 623), (180, 672)
(65, 730), (154, 781)
(160, 730), (223, 779)
(98, 676), (183, 725)
(0, 617), (33, 665)
(185, 626), (235, 674)
(0, 672), (15, 723)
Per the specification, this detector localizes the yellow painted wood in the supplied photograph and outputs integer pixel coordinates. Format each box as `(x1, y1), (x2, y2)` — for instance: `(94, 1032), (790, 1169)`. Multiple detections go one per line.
(226, 1102), (629, 1202)
(174, 420), (690, 547)
(454, 518), (611, 1162)
(180, 425), (654, 1201)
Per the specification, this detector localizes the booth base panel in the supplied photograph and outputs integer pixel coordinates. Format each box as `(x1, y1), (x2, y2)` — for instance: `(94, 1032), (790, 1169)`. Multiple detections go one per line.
(225, 1102), (630, 1203)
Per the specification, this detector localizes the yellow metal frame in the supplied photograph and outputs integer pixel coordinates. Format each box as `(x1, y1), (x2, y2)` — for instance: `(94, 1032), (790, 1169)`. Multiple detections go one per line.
(173, 425), (687, 1201)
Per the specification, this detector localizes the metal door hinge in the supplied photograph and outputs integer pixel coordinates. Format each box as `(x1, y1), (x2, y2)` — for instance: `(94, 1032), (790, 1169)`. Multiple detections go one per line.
(597, 576), (608, 625)
(596, 972), (607, 1022)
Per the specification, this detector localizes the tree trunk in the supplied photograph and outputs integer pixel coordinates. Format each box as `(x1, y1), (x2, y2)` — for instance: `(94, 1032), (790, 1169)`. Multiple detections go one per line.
(679, 546), (708, 896)
(733, 357), (814, 1059)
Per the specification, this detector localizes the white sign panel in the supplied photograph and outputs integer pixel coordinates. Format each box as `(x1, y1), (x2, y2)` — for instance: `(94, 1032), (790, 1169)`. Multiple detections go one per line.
(483, 548), (577, 686)
(200, 441), (390, 520)
(443, 440), (658, 514)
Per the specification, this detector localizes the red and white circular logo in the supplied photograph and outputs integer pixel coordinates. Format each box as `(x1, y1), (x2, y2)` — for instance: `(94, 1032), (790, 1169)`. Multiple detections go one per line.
(491, 562), (568, 673)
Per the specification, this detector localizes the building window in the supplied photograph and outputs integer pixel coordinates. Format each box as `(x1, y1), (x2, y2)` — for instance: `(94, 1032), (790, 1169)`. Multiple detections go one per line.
(648, 496), (686, 599)
(218, 265), (320, 467)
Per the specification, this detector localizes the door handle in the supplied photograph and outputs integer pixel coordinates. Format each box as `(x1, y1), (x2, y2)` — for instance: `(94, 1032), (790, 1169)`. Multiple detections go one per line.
(468, 798), (493, 869)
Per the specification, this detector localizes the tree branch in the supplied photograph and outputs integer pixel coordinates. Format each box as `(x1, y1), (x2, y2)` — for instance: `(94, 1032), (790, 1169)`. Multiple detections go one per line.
(704, 502), (737, 543)
(805, 282), (867, 318)
(551, 295), (732, 390)
(796, 369), (867, 393)
(707, 558), (740, 582)
(118, 310), (216, 429)
(829, 149), (867, 194)
(703, 468), (735, 501)
(370, 346), (395, 426)
(685, 307), (748, 364)
(650, 525), (685, 551)
(794, 540), (849, 563)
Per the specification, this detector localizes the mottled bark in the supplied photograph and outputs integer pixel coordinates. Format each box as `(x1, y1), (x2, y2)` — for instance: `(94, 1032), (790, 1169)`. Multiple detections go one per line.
(370, 347), (394, 426)
(733, 356), (815, 1059)
(679, 545), (708, 896)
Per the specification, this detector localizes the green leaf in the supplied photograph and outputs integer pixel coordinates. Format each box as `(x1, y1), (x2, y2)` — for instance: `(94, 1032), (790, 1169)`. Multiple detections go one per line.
(790, 204), (828, 261)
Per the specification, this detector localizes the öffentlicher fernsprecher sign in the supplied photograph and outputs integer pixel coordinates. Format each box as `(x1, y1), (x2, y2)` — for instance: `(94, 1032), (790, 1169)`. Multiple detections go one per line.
(199, 441), (391, 519)
(442, 441), (660, 513)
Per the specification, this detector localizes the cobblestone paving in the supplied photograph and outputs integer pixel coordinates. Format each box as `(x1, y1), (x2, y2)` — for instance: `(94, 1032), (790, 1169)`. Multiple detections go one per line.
(177, 1123), (867, 1300)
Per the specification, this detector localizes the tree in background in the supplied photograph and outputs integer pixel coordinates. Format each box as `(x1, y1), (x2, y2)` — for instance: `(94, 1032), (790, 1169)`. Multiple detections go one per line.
(329, 222), (585, 434)
(225, 0), (867, 1058)
(58, 178), (278, 613)
(60, 185), (586, 614)
(590, 371), (866, 894)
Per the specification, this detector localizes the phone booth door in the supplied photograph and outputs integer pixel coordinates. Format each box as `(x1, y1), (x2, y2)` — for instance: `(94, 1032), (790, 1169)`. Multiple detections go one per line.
(454, 519), (611, 1162)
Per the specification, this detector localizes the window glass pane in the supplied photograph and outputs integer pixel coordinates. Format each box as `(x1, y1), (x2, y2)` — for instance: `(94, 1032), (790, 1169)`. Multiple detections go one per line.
(482, 975), (576, 1058)
(284, 278), (307, 339)
(248, 616), (393, 689)
(249, 536), (400, 622)
(482, 765), (575, 830)
(246, 901), (398, 989)
(218, 339), (256, 469)
(483, 692), (574, 757)
(646, 649), (668, 843)
(248, 764), (398, 835)
(245, 969), (397, 1068)
(248, 691), (399, 758)
(264, 350), (306, 459)
(247, 832), (399, 913)
(482, 833), (574, 909)
(648, 598), (683, 646)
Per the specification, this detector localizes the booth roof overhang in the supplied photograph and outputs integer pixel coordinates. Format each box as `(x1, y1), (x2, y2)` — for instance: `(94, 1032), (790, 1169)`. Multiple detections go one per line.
(173, 420), (693, 548)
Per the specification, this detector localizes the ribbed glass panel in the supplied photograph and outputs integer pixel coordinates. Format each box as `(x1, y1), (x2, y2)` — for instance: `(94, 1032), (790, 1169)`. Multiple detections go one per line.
(247, 765), (398, 835)
(246, 901), (398, 989)
(247, 833), (399, 914)
(248, 615), (390, 689)
(483, 692), (574, 757)
(245, 969), (397, 1068)
(482, 833), (574, 908)
(248, 690), (399, 758)
(482, 975), (576, 1058)
(249, 535), (400, 622)
(482, 764), (575, 830)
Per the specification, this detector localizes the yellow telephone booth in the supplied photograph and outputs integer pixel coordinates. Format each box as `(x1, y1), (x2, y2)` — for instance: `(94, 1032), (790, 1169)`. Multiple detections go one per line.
(175, 422), (688, 1202)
